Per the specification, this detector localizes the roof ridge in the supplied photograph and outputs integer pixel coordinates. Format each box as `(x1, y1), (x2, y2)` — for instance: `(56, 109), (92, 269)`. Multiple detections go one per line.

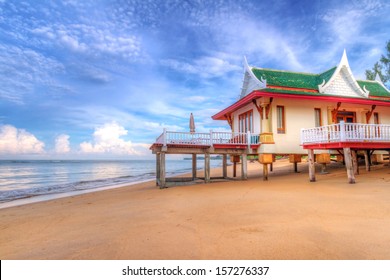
(357, 79), (381, 83)
(252, 67), (319, 76)
(253, 66), (337, 77)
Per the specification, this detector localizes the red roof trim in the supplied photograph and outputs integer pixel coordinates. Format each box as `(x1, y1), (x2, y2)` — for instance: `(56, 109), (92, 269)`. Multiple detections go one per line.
(302, 142), (390, 150)
(212, 90), (390, 120)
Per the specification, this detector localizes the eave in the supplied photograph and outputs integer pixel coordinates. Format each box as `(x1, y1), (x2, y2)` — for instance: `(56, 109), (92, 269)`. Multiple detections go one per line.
(212, 90), (390, 121)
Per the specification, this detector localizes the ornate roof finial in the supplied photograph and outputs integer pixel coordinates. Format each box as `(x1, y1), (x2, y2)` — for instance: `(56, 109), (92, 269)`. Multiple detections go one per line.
(319, 49), (368, 97)
(374, 72), (390, 93)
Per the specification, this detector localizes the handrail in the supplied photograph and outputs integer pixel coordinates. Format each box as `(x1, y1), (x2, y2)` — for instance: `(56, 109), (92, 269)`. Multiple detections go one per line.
(154, 131), (261, 147)
(301, 121), (390, 144)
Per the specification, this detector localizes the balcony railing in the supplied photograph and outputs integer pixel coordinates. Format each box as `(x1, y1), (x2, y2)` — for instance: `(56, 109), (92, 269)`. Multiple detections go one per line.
(154, 129), (260, 148)
(301, 121), (390, 145)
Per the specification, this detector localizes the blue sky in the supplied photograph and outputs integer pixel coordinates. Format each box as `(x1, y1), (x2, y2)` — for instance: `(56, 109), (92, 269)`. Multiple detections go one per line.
(0, 0), (389, 159)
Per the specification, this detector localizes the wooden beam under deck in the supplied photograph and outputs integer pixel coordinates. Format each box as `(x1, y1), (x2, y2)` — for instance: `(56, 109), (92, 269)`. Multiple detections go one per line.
(150, 144), (259, 188)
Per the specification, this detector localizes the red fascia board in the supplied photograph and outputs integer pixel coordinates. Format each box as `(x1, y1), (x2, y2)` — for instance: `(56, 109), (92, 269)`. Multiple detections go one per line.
(212, 91), (390, 120)
(302, 142), (390, 150)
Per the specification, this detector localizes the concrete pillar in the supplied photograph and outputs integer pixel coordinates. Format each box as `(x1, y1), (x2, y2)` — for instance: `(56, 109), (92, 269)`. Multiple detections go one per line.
(308, 149), (316, 182)
(205, 153), (210, 183)
(364, 150), (370, 172)
(192, 154), (197, 180)
(343, 148), (356, 184)
(159, 152), (166, 188)
(241, 154), (248, 180)
(222, 154), (227, 179)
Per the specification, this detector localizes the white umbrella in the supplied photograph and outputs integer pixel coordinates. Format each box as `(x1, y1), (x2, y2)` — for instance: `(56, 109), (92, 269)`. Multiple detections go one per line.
(189, 113), (195, 133)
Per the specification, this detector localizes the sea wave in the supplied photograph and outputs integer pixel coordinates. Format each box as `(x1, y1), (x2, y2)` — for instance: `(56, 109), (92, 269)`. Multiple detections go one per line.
(0, 174), (155, 203)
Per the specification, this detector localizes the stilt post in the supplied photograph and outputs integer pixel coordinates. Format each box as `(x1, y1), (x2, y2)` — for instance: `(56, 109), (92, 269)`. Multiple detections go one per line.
(263, 164), (268, 181)
(242, 154), (248, 180)
(192, 154), (197, 180)
(308, 149), (316, 182)
(222, 154), (227, 179)
(289, 154), (301, 173)
(351, 150), (359, 175)
(159, 152), (166, 188)
(343, 147), (356, 184)
(364, 150), (370, 172)
(204, 153), (211, 183)
(156, 153), (161, 186)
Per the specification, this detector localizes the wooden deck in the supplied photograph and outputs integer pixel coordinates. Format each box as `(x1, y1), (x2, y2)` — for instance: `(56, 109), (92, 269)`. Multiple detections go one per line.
(150, 129), (261, 151)
(150, 130), (261, 188)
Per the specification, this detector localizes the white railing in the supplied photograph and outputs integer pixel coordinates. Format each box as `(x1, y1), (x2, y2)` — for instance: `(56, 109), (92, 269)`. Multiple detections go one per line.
(154, 129), (260, 147)
(301, 121), (390, 144)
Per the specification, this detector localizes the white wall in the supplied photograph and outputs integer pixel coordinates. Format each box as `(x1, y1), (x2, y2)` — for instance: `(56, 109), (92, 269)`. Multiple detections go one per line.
(259, 97), (390, 154)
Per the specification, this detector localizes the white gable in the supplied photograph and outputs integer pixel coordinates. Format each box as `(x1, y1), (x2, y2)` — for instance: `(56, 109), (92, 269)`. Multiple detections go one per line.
(240, 56), (266, 99)
(318, 50), (369, 98)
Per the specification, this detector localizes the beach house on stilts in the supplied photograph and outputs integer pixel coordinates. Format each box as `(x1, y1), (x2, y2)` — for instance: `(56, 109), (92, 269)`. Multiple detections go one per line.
(151, 50), (390, 187)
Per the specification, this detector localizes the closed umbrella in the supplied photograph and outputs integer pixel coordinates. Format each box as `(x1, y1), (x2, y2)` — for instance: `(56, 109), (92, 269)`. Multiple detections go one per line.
(189, 113), (195, 133)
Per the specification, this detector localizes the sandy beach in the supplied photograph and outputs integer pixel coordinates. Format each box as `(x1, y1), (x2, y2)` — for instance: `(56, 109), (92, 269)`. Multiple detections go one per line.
(1, 159), (390, 260)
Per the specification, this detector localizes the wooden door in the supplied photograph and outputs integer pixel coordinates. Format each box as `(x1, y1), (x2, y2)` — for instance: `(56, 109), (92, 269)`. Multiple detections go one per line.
(336, 111), (356, 123)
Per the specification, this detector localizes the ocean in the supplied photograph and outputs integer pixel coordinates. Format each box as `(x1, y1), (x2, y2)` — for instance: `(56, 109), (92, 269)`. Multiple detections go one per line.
(0, 159), (222, 204)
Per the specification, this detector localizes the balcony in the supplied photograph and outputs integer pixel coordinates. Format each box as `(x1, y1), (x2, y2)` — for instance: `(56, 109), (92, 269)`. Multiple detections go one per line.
(150, 129), (261, 151)
(301, 121), (390, 150)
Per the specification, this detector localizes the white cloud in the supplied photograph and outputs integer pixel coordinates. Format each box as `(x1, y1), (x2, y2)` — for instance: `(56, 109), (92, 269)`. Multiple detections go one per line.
(161, 56), (241, 78)
(55, 134), (70, 153)
(59, 32), (87, 53)
(0, 125), (45, 154)
(143, 121), (183, 132)
(186, 96), (206, 103)
(0, 44), (65, 104)
(185, 8), (307, 72)
(79, 122), (140, 155)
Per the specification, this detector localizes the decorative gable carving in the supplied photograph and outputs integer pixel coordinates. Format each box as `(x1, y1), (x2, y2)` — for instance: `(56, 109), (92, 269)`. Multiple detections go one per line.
(240, 56), (266, 99)
(318, 50), (369, 98)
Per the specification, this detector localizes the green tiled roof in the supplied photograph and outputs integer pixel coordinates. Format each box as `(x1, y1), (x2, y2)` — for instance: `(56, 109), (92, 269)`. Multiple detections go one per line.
(318, 67), (337, 84)
(357, 80), (390, 97)
(252, 67), (336, 90)
(251, 66), (390, 98)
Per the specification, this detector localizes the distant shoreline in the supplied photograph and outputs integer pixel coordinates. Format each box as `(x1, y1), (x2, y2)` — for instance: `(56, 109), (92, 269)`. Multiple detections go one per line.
(0, 179), (154, 210)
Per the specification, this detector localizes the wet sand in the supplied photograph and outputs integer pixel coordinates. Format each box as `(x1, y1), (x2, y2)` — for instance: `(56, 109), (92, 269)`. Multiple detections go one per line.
(1, 159), (390, 260)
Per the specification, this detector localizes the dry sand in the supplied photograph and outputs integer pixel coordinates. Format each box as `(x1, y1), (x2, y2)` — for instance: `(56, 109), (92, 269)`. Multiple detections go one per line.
(1, 159), (390, 260)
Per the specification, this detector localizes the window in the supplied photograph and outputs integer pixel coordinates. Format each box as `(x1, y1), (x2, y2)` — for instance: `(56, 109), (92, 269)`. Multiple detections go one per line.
(276, 106), (285, 134)
(314, 108), (322, 127)
(374, 112), (379, 124)
(238, 110), (253, 133)
(336, 111), (356, 123)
